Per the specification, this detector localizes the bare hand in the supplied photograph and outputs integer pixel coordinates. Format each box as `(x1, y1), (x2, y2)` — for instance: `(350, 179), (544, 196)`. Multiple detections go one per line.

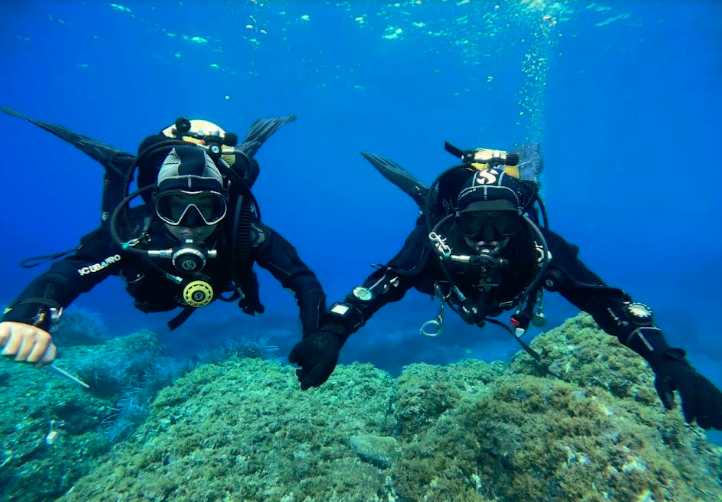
(0, 321), (56, 364)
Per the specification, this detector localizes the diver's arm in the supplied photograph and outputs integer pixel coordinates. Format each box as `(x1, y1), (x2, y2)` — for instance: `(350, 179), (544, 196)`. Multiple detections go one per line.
(318, 265), (415, 342)
(252, 222), (326, 335)
(541, 229), (661, 349)
(542, 228), (722, 429)
(315, 224), (426, 342)
(2, 228), (122, 331)
(289, 226), (424, 390)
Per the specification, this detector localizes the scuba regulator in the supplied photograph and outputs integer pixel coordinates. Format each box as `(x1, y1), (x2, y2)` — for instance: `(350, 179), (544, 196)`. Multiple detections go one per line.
(109, 189), (220, 309)
(165, 233), (216, 273)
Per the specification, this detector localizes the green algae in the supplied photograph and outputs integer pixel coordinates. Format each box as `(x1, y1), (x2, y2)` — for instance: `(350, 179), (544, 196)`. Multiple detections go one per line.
(61, 359), (397, 502)
(2, 314), (721, 502)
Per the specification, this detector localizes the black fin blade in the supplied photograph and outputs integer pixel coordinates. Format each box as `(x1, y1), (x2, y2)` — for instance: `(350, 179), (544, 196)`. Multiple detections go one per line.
(237, 115), (296, 158)
(1, 106), (133, 175)
(360, 152), (430, 207)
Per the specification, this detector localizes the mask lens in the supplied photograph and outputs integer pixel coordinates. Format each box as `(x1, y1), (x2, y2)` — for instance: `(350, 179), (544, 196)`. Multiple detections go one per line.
(458, 212), (487, 237)
(156, 191), (227, 226)
(458, 210), (518, 240)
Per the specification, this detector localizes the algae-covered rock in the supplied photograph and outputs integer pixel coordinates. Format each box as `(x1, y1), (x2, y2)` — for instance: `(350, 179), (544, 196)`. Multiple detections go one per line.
(510, 313), (659, 406)
(59, 360), (397, 502)
(391, 373), (721, 501)
(16, 313), (720, 502)
(391, 359), (504, 437)
(387, 315), (722, 502)
(349, 434), (401, 468)
(0, 330), (163, 502)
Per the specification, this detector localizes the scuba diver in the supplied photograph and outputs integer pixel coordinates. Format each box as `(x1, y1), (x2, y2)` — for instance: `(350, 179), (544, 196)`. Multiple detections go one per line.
(0, 108), (325, 370)
(289, 142), (722, 430)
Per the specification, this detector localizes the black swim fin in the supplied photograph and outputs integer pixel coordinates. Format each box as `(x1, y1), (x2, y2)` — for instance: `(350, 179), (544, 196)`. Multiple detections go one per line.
(237, 115), (296, 158)
(360, 152), (434, 208)
(2, 106), (139, 233)
(1, 106), (135, 178)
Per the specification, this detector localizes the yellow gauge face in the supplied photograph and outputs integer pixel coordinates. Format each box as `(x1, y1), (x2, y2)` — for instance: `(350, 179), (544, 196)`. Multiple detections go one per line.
(183, 280), (214, 307)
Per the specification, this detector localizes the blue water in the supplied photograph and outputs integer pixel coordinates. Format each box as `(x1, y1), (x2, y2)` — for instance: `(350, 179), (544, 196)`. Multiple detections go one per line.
(1, 1), (721, 401)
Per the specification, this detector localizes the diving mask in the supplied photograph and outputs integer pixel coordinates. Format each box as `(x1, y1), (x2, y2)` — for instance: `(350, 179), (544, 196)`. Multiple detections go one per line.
(155, 190), (228, 227)
(457, 200), (520, 242)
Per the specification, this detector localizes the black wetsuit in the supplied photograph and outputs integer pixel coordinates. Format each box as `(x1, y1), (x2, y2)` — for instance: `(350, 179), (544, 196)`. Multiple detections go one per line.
(2, 213), (325, 335)
(320, 215), (670, 363)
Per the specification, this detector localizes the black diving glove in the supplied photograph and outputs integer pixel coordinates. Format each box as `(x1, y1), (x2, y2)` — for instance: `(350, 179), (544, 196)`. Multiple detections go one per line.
(650, 348), (722, 430)
(289, 329), (344, 391)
